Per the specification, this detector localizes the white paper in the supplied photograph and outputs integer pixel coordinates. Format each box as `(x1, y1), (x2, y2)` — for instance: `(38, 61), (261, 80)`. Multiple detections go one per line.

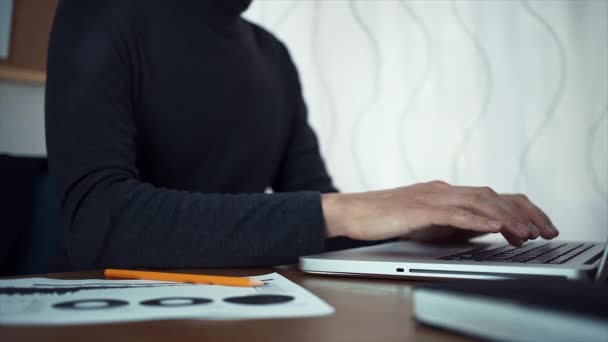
(0, 0), (13, 59)
(0, 272), (334, 325)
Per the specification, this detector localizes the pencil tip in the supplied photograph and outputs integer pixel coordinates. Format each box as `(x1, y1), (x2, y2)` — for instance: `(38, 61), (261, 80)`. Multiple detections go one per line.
(251, 279), (265, 287)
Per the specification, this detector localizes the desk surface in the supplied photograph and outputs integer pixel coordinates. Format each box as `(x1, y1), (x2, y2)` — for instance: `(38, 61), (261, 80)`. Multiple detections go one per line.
(1, 268), (476, 342)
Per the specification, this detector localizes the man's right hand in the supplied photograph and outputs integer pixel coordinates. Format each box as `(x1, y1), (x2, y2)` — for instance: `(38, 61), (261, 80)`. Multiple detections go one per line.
(321, 181), (559, 247)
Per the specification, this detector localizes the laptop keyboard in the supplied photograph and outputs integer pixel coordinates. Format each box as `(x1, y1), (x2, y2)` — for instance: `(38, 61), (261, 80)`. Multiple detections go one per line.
(440, 242), (595, 264)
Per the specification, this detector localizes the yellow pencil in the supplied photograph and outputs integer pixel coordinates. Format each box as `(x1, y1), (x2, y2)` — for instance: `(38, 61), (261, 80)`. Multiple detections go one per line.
(104, 269), (265, 287)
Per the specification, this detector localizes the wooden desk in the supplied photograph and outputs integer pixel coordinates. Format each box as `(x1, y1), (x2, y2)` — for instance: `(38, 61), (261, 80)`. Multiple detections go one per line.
(1, 268), (477, 342)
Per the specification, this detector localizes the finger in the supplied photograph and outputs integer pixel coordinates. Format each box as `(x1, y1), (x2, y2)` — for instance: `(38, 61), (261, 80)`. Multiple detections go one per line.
(463, 187), (538, 240)
(501, 229), (525, 247)
(509, 194), (558, 239)
(527, 223), (541, 240)
(428, 188), (528, 243)
(500, 196), (541, 240)
(494, 194), (543, 239)
(513, 195), (557, 238)
(430, 207), (503, 233)
(471, 188), (539, 241)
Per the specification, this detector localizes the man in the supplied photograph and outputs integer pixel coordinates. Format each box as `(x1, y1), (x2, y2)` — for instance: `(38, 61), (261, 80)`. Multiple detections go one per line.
(45, 0), (557, 271)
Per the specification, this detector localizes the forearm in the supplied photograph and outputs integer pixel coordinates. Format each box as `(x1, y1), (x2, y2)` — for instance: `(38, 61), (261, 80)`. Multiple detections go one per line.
(323, 192), (484, 242)
(58, 170), (326, 270)
(321, 191), (407, 241)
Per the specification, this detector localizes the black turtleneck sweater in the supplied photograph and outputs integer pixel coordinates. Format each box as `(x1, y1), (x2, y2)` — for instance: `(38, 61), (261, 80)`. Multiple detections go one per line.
(45, 1), (369, 271)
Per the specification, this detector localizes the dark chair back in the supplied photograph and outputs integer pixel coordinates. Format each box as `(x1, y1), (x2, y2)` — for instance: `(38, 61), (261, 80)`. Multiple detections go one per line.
(0, 154), (61, 276)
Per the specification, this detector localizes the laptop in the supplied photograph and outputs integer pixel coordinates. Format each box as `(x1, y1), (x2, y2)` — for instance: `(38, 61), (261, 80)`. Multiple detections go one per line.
(300, 237), (608, 280)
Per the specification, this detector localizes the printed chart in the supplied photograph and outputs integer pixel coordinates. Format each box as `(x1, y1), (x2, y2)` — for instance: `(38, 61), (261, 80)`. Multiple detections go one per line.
(0, 272), (334, 325)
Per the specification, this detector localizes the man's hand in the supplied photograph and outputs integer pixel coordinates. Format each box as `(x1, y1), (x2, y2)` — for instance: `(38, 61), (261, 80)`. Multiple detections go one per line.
(322, 181), (559, 247)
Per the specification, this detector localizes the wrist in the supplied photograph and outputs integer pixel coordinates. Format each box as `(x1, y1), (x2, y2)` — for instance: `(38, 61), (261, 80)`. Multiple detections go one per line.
(321, 193), (349, 238)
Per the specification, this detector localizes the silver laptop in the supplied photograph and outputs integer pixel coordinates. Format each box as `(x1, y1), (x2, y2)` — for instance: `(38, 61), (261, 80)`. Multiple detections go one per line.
(300, 238), (608, 280)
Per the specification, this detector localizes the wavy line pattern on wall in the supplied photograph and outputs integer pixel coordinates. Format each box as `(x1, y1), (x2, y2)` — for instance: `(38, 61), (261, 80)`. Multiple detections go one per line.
(350, 0), (382, 190)
(271, 0), (300, 31)
(515, 0), (567, 191)
(243, 0), (607, 239)
(397, 0), (432, 183)
(449, 1), (493, 185)
(311, 1), (338, 160)
(587, 105), (608, 204)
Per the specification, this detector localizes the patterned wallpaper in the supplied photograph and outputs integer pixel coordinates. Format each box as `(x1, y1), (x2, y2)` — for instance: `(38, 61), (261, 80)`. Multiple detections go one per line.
(244, 0), (608, 240)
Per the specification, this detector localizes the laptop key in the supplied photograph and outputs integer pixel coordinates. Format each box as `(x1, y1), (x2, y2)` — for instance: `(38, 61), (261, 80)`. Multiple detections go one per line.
(547, 244), (594, 264)
(500, 243), (582, 263)
(549, 256), (571, 264)
(440, 246), (506, 260)
(440, 242), (594, 265)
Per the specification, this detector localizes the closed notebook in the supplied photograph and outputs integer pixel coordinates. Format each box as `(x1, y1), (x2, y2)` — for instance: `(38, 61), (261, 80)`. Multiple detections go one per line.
(413, 278), (608, 342)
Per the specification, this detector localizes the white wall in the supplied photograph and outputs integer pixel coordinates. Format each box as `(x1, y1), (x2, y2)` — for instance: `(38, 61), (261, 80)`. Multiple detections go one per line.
(0, 0), (606, 241)
(244, 0), (608, 241)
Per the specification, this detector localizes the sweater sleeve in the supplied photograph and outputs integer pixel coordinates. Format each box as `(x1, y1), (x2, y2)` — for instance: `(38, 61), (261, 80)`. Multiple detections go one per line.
(271, 43), (338, 194)
(270, 43), (391, 252)
(45, 2), (325, 270)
